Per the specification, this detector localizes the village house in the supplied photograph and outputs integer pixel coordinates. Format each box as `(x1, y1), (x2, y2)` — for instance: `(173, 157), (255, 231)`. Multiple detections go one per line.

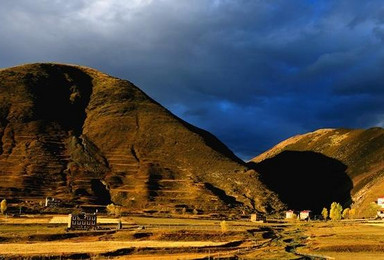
(376, 197), (384, 219)
(250, 213), (266, 222)
(45, 197), (62, 208)
(67, 213), (97, 230)
(299, 210), (312, 220)
(377, 209), (384, 219)
(285, 210), (296, 219)
(377, 197), (384, 208)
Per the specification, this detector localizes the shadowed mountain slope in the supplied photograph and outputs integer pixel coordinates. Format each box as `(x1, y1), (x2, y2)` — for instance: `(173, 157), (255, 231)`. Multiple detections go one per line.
(250, 151), (352, 214)
(0, 63), (283, 214)
(251, 128), (384, 216)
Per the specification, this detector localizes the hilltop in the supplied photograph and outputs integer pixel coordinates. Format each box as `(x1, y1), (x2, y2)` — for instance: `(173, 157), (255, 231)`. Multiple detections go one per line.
(250, 128), (384, 216)
(0, 63), (283, 215)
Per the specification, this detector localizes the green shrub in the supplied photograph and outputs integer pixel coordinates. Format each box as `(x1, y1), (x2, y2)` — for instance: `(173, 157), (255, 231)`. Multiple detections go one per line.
(321, 207), (328, 221)
(0, 199), (7, 215)
(106, 203), (121, 217)
(220, 220), (228, 233)
(330, 202), (342, 221)
(342, 208), (350, 219)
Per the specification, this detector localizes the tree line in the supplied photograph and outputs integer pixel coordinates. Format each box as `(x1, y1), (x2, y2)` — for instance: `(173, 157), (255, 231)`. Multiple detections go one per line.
(321, 202), (356, 221)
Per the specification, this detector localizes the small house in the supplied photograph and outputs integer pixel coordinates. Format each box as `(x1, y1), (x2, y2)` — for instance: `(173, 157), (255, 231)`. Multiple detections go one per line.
(250, 213), (266, 222)
(377, 210), (384, 219)
(299, 210), (312, 220)
(377, 197), (384, 208)
(285, 210), (296, 219)
(45, 197), (62, 208)
(68, 213), (97, 230)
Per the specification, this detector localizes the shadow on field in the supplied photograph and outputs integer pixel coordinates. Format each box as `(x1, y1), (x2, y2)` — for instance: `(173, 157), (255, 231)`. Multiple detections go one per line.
(249, 151), (353, 213)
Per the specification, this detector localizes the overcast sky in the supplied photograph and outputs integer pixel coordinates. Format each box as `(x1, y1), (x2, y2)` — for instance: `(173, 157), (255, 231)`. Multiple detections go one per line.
(1, 0), (384, 160)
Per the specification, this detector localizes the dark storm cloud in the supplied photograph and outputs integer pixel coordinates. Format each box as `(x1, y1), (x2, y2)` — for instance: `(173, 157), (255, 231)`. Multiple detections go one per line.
(1, 0), (384, 160)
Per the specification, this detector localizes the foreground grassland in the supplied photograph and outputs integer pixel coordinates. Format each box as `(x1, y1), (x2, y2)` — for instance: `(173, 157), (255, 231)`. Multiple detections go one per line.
(2, 215), (384, 259)
(0, 215), (301, 259)
(298, 221), (384, 259)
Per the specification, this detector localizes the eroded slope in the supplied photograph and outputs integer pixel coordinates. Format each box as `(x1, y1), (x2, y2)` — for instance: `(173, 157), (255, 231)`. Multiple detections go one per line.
(0, 63), (283, 214)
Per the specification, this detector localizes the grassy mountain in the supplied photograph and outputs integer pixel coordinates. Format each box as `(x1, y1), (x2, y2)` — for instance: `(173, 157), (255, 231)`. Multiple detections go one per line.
(0, 63), (283, 215)
(250, 128), (384, 216)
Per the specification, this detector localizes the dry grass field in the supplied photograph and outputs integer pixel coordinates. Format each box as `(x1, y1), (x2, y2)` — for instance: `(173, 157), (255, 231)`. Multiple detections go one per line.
(297, 221), (384, 259)
(0, 240), (227, 254)
(0, 214), (298, 259)
(2, 214), (384, 259)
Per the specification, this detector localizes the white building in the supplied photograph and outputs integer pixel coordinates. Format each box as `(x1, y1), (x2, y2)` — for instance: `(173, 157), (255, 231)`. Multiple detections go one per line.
(285, 210), (295, 219)
(377, 197), (384, 208)
(299, 210), (312, 220)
